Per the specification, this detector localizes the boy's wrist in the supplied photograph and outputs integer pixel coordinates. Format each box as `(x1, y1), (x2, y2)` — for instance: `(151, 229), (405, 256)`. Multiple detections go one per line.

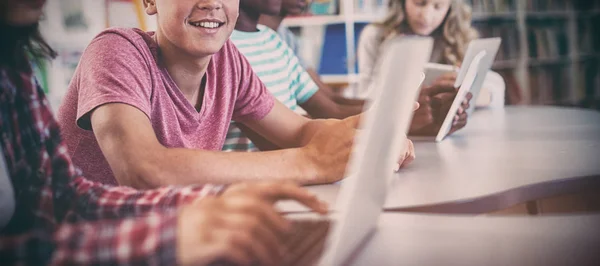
(294, 146), (322, 185)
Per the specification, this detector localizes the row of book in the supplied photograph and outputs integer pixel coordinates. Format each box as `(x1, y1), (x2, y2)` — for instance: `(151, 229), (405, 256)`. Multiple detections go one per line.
(527, 60), (600, 108)
(473, 21), (520, 61)
(465, 0), (515, 13)
(527, 25), (569, 60)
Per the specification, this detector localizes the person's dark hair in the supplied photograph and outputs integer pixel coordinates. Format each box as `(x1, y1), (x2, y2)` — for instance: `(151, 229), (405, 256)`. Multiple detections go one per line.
(0, 21), (57, 72)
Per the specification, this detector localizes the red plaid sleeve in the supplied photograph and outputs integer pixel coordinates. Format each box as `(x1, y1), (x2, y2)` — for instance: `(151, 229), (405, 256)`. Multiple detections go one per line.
(70, 175), (225, 220)
(49, 141), (225, 221)
(51, 211), (179, 265)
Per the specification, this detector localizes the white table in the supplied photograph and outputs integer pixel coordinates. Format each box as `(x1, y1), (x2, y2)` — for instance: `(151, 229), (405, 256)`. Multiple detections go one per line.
(279, 107), (600, 213)
(346, 213), (600, 265)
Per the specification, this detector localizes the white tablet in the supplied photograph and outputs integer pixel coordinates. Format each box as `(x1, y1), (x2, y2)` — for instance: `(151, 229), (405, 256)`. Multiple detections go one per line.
(435, 50), (486, 142)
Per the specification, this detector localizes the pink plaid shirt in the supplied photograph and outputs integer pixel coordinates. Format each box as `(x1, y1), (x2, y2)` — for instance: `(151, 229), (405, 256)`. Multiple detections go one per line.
(0, 67), (223, 264)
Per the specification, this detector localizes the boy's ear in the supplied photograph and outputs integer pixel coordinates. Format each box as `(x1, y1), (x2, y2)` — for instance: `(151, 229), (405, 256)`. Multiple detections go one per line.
(144, 0), (157, 15)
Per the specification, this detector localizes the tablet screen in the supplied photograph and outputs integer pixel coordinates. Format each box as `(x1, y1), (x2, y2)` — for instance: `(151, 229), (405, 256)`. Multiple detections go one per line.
(435, 50), (487, 142)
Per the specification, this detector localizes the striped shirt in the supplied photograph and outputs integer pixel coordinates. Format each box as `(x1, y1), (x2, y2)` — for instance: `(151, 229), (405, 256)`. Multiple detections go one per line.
(277, 25), (309, 69)
(223, 25), (319, 151)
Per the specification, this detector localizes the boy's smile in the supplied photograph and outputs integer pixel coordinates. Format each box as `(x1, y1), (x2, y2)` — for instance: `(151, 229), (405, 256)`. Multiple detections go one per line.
(187, 17), (226, 35)
(145, 0), (239, 58)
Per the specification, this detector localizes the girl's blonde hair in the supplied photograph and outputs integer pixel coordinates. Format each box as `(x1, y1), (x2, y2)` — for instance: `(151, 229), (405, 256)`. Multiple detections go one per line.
(376, 0), (479, 66)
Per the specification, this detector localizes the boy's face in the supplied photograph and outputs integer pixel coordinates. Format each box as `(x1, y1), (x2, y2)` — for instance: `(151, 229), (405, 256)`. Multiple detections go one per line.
(240, 0), (282, 17)
(281, 0), (308, 16)
(405, 0), (451, 36)
(145, 0), (239, 57)
(1, 0), (46, 26)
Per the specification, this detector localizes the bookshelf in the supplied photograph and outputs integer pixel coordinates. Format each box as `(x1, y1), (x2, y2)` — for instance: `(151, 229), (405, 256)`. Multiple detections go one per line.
(457, 0), (599, 106)
(282, 0), (388, 88)
(284, 0), (600, 107)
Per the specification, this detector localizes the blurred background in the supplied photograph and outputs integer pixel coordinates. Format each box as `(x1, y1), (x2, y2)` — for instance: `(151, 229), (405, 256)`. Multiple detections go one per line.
(39, 0), (600, 111)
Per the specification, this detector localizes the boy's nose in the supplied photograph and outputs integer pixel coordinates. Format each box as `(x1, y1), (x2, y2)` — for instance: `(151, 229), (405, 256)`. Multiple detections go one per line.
(196, 0), (223, 10)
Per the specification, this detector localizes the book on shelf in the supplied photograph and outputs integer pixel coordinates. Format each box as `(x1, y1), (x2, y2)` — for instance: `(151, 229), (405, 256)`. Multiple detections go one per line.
(528, 65), (571, 105)
(310, 0), (339, 15)
(318, 23), (369, 75)
(577, 16), (600, 56)
(578, 60), (600, 107)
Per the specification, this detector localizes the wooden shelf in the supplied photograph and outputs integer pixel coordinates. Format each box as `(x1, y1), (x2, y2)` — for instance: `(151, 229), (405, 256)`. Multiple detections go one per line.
(577, 53), (600, 61)
(282, 13), (383, 27)
(525, 11), (571, 19)
(282, 15), (344, 27)
(472, 12), (517, 21)
(576, 10), (600, 18)
(352, 14), (385, 23)
(528, 57), (571, 67)
(321, 74), (360, 84)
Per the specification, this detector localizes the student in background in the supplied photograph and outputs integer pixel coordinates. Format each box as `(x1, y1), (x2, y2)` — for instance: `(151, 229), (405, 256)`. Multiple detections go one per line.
(358, 0), (503, 136)
(263, 0), (472, 137)
(0, 0), (327, 265)
(229, 0), (415, 164)
(227, 0), (415, 157)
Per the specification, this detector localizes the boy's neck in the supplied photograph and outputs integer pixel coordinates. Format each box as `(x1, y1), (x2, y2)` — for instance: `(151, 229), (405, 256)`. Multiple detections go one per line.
(259, 14), (285, 31)
(235, 8), (261, 32)
(155, 31), (210, 107)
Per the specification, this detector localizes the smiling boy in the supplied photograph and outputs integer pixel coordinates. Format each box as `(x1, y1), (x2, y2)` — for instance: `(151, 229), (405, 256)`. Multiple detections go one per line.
(57, 0), (407, 188)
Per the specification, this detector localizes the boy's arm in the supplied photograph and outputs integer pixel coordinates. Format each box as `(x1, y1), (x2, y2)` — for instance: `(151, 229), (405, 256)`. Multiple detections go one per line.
(300, 89), (364, 119)
(305, 68), (365, 105)
(90, 102), (357, 188)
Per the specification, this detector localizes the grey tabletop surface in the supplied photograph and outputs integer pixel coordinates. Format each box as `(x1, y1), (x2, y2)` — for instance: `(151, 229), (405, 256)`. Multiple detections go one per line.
(347, 213), (600, 266)
(279, 107), (600, 213)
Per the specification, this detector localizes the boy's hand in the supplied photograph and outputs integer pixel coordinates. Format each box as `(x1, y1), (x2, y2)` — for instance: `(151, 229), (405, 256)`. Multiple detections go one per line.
(410, 73), (472, 136)
(301, 116), (360, 185)
(178, 181), (327, 266)
(396, 138), (415, 170)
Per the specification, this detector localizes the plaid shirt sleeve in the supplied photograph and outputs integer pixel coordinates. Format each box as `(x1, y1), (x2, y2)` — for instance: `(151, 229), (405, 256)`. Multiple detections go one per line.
(51, 125), (226, 221)
(0, 211), (180, 265)
(51, 211), (179, 265)
(70, 173), (225, 221)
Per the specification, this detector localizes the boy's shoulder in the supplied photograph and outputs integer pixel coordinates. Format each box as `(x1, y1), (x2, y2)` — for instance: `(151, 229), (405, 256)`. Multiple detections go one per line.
(93, 27), (149, 42)
(88, 27), (156, 52)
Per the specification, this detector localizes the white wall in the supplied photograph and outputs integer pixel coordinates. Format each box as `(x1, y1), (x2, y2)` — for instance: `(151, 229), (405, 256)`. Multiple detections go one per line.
(41, 0), (154, 111)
